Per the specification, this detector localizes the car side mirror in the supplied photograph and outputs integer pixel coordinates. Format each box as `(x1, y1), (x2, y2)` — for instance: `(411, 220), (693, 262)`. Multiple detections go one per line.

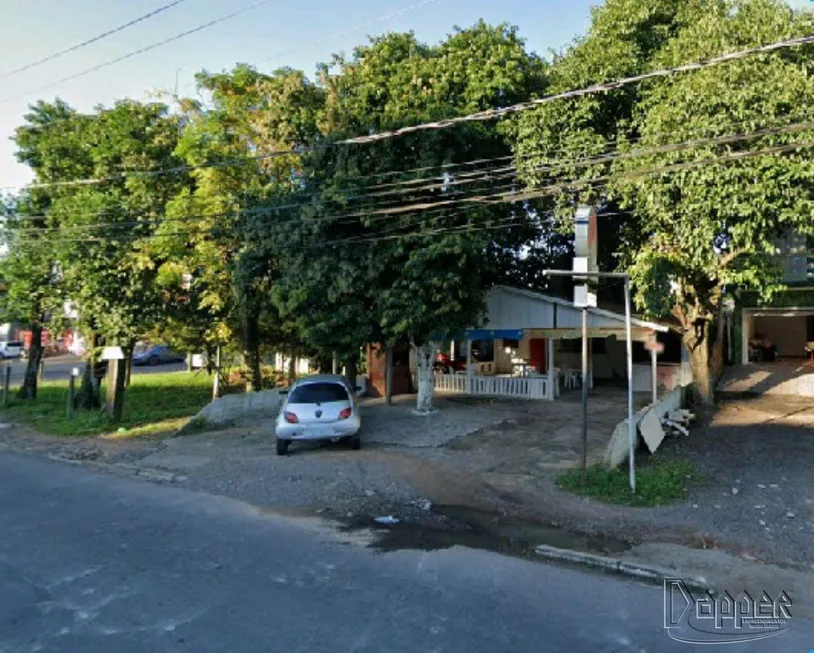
(355, 385), (362, 391)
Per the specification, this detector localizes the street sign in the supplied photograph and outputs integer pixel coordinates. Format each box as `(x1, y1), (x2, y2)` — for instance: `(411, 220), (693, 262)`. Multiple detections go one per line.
(645, 339), (665, 354)
(101, 346), (124, 360)
(573, 284), (597, 308)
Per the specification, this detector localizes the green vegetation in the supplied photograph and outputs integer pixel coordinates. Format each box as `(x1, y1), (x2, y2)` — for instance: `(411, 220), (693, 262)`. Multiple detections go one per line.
(556, 460), (699, 507)
(0, 372), (211, 437)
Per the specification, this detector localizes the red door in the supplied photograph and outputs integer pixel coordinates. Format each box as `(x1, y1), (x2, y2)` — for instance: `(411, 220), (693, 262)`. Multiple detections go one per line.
(529, 338), (547, 373)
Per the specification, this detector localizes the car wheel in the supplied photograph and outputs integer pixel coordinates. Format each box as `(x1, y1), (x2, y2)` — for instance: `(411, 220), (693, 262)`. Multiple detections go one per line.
(350, 435), (361, 451)
(148, 355), (160, 366)
(276, 439), (289, 456)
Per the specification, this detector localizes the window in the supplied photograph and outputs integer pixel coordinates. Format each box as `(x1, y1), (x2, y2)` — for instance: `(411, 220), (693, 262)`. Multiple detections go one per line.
(471, 339), (494, 362)
(288, 382), (349, 404)
(502, 338), (520, 350)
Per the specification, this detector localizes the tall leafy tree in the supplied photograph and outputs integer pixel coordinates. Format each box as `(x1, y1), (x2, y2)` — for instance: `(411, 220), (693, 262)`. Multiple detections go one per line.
(276, 23), (549, 411)
(516, 0), (814, 403)
(166, 65), (325, 391)
(13, 99), (186, 410)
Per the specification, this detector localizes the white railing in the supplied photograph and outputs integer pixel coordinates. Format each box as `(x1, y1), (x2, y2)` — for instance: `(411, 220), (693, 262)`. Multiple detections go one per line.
(433, 373), (550, 400)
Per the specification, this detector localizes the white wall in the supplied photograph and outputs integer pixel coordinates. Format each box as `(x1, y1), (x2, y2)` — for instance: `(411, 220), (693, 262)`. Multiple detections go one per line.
(754, 316), (808, 357)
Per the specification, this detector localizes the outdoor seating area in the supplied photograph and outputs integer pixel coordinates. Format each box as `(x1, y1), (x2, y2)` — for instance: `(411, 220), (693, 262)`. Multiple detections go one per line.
(426, 286), (673, 402)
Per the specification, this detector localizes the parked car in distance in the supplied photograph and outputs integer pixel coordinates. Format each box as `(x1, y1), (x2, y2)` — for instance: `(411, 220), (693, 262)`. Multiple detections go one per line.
(275, 375), (361, 455)
(0, 341), (24, 359)
(132, 344), (185, 367)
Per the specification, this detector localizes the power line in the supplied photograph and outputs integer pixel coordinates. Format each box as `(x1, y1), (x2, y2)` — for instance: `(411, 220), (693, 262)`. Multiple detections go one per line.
(0, 0), (191, 81)
(1, 0), (280, 104)
(6, 116), (814, 229)
(260, 0), (444, 65)
(3, 33), (811, 189)
(6, 135), (813, 246)
(5, 104), (813, 197)
(339, 34), (814, 145)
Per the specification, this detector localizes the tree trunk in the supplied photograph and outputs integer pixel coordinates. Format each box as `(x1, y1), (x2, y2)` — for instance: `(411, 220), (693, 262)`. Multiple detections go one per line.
(684, 324), (715, 406)
(18, 323), (43, 400)
(344, 353), (358, 393)
(123, 339), (135, 387)
(242, 316), (261, 393)
(76, 332), (101, 410)
(212, 345), (222, 400)
(287, 355), (297, 385)
(709, 304), (726, 384)
(414, 342), (437, 413)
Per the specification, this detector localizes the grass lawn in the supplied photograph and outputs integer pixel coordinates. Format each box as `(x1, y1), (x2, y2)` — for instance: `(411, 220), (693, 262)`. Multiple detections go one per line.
(556, 459), (699, 507)
(0, 372), (213, 437)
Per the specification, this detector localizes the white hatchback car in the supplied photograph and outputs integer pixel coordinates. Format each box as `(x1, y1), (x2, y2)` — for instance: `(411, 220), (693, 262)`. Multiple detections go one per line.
(0, 340), (24, 359)
(275, 375), (361, 455)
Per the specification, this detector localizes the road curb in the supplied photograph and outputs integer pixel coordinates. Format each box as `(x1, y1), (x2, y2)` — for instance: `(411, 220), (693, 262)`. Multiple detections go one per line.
(534, 544), (715, 593)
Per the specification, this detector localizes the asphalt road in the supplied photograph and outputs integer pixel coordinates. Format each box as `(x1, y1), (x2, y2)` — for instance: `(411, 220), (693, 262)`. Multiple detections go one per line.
(1, 356), (186, 384)
(1, 453), (812, 653)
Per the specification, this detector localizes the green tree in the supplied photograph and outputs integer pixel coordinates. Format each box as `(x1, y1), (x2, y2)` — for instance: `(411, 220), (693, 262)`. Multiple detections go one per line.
(275, 23), (549, 411)
(166, 65), (325, 392)
(13, 99), (186, 412)
(0, 193), (64, 400)
(516, 0), (814, 404)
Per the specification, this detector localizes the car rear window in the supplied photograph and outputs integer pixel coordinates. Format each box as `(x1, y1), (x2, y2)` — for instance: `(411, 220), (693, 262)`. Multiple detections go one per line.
(288, 382), (349, 404)
(6, 341), (22, 348)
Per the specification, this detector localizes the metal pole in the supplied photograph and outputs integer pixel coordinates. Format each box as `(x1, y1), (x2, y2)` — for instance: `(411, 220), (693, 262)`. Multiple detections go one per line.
(651, 346), (658, 405)
(624, 278), (636, 493)
(581, 307), (589, 474)
(38, 356), (45, 381)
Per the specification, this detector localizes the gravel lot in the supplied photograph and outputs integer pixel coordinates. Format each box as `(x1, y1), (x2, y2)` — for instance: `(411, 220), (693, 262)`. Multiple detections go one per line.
(2, 392), (813, 568)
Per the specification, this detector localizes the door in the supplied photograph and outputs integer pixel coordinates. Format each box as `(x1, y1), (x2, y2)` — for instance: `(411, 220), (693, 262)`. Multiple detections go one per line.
(529, 338), (547, 373)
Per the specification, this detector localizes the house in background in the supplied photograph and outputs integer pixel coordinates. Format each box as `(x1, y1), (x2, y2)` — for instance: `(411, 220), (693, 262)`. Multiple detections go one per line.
(367, 285), (684, 401)
(721, 228), (814, 395)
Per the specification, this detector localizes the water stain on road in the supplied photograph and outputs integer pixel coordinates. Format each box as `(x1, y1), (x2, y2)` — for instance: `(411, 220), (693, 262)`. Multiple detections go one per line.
(340, 504), (630, 559)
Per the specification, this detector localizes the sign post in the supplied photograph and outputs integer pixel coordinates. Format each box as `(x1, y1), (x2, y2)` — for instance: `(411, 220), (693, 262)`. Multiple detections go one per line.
(573, 206), (598, 476)
(544, 269), (637, 493)
(102, 346), (126, 422)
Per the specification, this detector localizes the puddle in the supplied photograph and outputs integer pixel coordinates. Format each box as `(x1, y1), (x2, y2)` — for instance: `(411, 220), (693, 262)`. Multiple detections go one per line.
(341, 504), (631, 559)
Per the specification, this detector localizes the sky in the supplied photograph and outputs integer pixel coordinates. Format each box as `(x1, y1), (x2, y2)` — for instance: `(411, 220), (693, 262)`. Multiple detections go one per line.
(0, 0), (810, 189)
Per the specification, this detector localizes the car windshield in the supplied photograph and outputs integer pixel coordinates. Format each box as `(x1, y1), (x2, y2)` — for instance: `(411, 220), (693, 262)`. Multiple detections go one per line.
(6, 342), (22, 348)
(288, 382), (349, 404)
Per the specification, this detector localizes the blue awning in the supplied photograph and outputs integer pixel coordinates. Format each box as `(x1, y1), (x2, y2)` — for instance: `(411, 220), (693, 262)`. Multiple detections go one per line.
(464, 329), (524, 340)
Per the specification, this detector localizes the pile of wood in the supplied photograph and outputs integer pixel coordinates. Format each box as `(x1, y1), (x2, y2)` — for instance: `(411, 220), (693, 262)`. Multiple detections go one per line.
(661, 409), (695, 437)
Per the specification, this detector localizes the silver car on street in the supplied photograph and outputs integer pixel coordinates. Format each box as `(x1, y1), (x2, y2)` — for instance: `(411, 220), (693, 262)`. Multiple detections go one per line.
(275, 375), (361, 455)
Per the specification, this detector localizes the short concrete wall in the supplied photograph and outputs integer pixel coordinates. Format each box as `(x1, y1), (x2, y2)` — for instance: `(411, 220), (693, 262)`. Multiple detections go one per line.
(179, 388), (288, 433)
(178, 376), (368, 433)
(604, 386), (685, 467)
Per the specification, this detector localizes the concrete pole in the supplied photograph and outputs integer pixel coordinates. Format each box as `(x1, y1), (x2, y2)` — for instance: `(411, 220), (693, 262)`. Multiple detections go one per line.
(624, 278), (636, 493)
(332, 352), (338, 375)
(581, 308), (589, 473)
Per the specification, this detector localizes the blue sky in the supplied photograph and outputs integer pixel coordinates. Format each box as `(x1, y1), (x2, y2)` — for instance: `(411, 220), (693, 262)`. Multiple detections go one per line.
(0, 0), (810, 189)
